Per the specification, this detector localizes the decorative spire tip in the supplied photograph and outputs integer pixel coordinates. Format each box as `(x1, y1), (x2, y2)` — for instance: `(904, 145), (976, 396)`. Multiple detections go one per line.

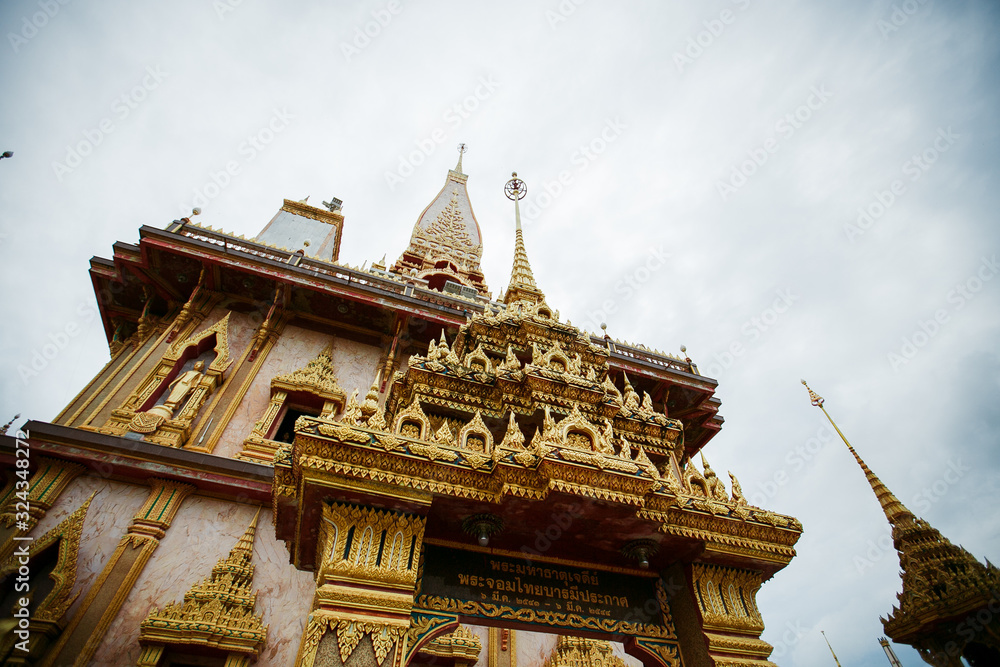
(801, 379), (824, 407)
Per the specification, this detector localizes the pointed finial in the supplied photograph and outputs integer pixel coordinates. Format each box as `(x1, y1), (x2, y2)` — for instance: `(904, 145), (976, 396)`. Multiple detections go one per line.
(235, 506), (262, 555)
(802, 379), (914, 526)
(505, 172), (527, 203)
(801, 379), (824, 407)
(1, 413), (21, 435)
(456, 143), (467, 173)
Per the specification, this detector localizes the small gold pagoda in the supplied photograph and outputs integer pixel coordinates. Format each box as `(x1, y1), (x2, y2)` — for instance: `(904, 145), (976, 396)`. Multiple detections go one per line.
(803, 381), (1000, 666)
(137, 509), (267, 666)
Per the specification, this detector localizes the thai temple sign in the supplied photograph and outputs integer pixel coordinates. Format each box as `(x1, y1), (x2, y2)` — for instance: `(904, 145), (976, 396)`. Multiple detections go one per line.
(3, 147), (806, 667)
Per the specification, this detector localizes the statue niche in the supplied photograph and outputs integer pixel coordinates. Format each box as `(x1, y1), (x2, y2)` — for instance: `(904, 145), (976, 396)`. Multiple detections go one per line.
(106, 313), (233, 447)
(149, 360), (206, 421)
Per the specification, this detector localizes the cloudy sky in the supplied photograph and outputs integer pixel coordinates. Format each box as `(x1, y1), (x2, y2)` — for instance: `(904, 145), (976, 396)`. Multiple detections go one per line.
(2, 1), (998, 664)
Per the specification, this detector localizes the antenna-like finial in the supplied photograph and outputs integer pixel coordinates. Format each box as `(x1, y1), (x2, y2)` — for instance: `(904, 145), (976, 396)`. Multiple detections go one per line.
(456, 143), (467, 173)
(802, 379), (914, 526)
(801, 379), (824, 407)
(504, 171), (527, 231)
(821, 631), (843, 667)
(504, 172), (526, 201)
(501, 171), (543, 305)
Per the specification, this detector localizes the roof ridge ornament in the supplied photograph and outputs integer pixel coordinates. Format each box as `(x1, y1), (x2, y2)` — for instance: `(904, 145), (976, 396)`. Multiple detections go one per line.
(502, 171), (545, 306)
(455, 142), (467, 174)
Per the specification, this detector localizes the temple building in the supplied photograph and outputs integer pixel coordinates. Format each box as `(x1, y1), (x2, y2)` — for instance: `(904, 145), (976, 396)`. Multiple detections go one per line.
(803, 382), (1000, 667)
(0, 151), (802, 667)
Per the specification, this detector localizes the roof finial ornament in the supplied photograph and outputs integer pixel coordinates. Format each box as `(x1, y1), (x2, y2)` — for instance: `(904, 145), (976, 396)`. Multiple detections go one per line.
(801, 379), (824, 407)
(802, 379), (911, 524)
(502, 172), (544, 306)
(455, 143), (467, 173)
(504, 171), (527, 226)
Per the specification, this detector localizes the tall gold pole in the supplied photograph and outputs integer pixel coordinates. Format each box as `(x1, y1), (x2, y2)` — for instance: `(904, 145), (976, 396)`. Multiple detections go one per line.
(821, 631), (844, 667)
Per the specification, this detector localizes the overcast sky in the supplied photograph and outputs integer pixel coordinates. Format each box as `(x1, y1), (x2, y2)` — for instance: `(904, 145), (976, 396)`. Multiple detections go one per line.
(2, 1), (999, 665)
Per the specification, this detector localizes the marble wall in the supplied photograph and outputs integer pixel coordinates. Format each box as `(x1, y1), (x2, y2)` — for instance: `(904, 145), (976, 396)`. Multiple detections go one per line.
(29, 475), (149, 621)
(515, 629), (558, 667)
(91, 494), (316, 665)
(330, 335), (386, 401)
(36, 476), (648, 666)
(211, 324), (383, 459)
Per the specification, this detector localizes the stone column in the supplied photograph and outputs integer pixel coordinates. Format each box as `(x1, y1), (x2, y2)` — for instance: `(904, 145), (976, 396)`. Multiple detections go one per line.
(295, 502), (427, 667)
(41, 479), (195, 667)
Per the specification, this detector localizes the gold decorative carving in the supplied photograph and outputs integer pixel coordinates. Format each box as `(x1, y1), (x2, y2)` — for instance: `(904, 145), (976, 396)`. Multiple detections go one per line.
(631, 637), (683, 667)
(272, 342), (346, 404)
(458, 410), (494, 453)
(414, 596), (675, 639)
(103, 311), (233, 446)
(318, 502), (426, 588)
(418, 625), (482, 661)
(128, 410), (165, 434)
(499, 412), (526, 450)
(392, 395), (431, 440)
(542, 636), (626, 667)
(405, 611), (460, 665)
(165, 311), (233, 372)
(139, 509), (267, 659)
(691, 563), (766, 635)
(0, 457), (85, 561)
(0, 493), (94, 622)
(335, 620), (404, 664)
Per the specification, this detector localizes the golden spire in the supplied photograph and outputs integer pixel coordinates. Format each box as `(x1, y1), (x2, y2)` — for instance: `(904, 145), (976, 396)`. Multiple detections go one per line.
(455, 143), (467, 174)
(234, 505), (261, 556)
(801, 380), (913, 526)
(802, 379), (1000, 639)
(502, 171), (545, 305)
(820, 631), (843, 667)
(139, 507), (267, 658)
